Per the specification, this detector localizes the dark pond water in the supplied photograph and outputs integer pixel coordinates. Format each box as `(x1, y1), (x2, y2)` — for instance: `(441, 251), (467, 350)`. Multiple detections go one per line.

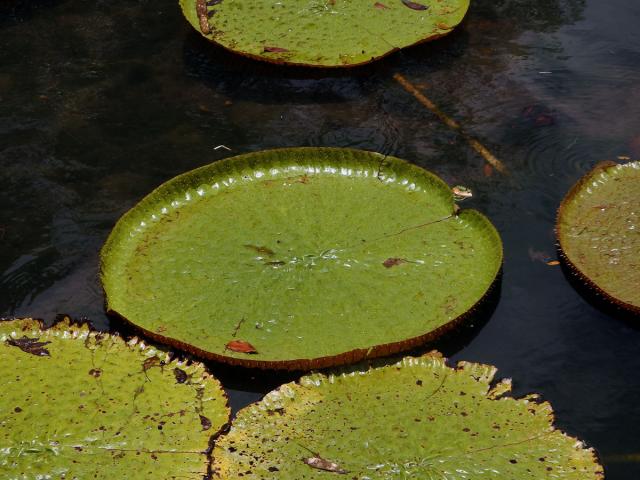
(1, 0), (639, 476)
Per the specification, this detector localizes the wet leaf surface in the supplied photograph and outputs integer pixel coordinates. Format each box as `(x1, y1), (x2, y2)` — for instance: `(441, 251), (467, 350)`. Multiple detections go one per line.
(212, 354), (603, 479)
(179, 0), (468, 66)
(101, 148), (502, 369)
(557, 161), (640, 314)
(0, 318), (229, 479)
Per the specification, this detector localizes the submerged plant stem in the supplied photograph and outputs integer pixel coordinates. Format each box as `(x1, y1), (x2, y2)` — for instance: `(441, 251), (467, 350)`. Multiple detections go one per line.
(393, 73), (507, 174)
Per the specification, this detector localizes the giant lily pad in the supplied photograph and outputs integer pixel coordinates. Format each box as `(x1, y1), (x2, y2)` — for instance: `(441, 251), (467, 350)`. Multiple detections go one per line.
(0, 318), (229, 479)
(557, 160), (640, 315)
(213, 353), (604, 478)
(179, 0), (470, 67)
(101, 148), (502, 369)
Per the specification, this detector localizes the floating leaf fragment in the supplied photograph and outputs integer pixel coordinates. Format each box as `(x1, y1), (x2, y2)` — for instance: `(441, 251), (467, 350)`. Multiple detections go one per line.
(452, 185), (473, 200)
(6, 336), (51, 357)
(226, 340), (258, 354)
(401, 0), (428, 10)
(304, 456), (348, 474)
(547, 260), (560, 266)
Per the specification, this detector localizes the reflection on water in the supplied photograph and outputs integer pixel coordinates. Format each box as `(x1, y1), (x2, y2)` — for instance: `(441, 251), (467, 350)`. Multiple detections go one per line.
(1, 0), (639, 476)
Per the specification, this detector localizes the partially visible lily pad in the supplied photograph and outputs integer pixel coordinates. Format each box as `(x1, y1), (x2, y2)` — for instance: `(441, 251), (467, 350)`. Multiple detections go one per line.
(212, 353), (604, 479)
(100, 148), (502, 370)
(557, 160), (640, 315)
(179, 0), (470, 67)
(0, 318), (229, 479)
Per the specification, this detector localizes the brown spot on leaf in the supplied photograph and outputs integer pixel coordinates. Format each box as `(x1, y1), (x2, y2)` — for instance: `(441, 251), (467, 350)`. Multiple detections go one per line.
(89, 368), (102, 378)
(400, 0), (428, 10)
(226, 340), (258, 354)
(174, 367), (188, 384)
(244, 244), (275, 256)
(200, 415), (212, 431)
(374, 1), (390, 8)
(304, 456), (348, 474)
(437, 22), (451, 29)
(383, 257), (408, 268)
(6, 336), (51, 356)
(264, 46), (290, 53)
(143, 357), (160, 372)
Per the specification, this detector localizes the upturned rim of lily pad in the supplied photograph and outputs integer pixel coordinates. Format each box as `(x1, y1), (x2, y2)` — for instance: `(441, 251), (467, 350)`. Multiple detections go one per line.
(556, 160), (640, 317)
(179, 0), (470, 68)
(101, 147), (503, 370)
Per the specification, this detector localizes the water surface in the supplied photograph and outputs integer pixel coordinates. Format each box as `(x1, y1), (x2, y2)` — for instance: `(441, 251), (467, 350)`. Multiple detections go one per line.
(1, 0), (639, 476)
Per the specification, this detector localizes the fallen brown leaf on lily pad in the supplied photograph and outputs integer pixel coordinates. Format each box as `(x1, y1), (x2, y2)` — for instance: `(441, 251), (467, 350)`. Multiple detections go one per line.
(263, 46), (289, 53)
(401, 0), (428, 10)
(226, 340), (258, 354)
(304, 456), (348, 474)
(383, 257), (409, 268)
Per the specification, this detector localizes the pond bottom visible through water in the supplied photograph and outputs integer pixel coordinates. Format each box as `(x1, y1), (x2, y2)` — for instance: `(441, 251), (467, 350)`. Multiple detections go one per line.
(1, 0), (640, 478)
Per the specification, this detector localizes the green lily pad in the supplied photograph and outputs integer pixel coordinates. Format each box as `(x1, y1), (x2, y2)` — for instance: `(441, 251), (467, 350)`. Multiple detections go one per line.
(213, 353), (604, 479)
(101, 148), (502, 369)
(557, 160), (640, 315)
(0, 318), (229, 479)
(179, 0), (470, 67)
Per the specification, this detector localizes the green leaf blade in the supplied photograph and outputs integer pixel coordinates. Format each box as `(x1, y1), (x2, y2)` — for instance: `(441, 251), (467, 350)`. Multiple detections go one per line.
(557, 160), (640, 314)
(213, 354), (604, 479)
(178, 0), (470, 67)
(0, 318), (229, 480)
(101, 148), (502, 369)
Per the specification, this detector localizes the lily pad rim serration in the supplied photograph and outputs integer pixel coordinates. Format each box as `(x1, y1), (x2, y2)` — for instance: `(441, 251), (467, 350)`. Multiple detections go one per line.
(179, 0), (471, 68)
(100, 147), (503, 370)
(556, 160), (640, 316)
(0, 316), (231, 477)
(212, 352), (605, 479)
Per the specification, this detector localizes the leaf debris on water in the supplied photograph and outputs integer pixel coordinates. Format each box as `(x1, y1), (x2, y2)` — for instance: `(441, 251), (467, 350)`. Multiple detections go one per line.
(303, 456), (348, 474)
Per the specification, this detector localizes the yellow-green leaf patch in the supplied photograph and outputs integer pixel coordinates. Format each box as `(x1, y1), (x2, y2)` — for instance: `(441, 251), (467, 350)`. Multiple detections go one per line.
(179, 0), (470, 67)
(557, 160), (640, 315)
(0, 318), (229, 480)
(213, 354), (604, 479)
